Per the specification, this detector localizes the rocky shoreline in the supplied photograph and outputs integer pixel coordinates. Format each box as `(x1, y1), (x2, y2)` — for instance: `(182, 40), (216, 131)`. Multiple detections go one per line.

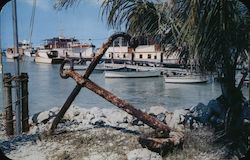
(0, 105), (234, 160)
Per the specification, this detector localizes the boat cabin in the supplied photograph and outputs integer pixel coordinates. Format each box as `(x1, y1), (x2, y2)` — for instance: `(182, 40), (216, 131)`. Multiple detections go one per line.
(42, 36), (95, 58)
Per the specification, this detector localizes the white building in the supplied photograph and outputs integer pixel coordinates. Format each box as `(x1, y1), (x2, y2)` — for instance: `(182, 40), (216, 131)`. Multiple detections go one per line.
(104, 36), (180, 64)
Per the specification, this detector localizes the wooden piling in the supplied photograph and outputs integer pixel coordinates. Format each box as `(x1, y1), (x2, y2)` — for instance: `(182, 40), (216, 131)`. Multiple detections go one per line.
(3, 73), (14, 136)
(20, 73), (29, 132)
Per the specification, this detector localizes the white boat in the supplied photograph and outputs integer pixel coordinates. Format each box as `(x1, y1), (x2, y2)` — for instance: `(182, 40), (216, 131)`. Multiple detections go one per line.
(19, 40), (35, 57)
(34, 49), (64, 64)
(6, 48), (23, 59)
(6, 49), (15, 59)
(34, 56), (52, 64)
(43, 37), (95, 58)
(104, 67), (161, 78)
(164, 74), (208, 83)
(6, 40), (35, 59)
(24, 48), (36, 57)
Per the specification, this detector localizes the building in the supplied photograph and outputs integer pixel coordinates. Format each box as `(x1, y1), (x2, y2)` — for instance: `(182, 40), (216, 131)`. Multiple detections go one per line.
(104, 36), (179, 65)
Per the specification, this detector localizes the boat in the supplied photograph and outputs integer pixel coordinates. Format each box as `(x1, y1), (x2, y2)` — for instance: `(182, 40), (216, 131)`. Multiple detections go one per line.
(64, 63), (126, 72)
(42, 36), (95, 58)
(20, 40), (36, 57)
(34, 49), (64, 64)
(6, 47), (24, 59)
(164, 74), (208, 83)
(104, 67), (161, 78)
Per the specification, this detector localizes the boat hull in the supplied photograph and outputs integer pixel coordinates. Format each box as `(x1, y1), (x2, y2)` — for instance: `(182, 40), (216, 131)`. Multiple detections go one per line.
(164, 75), (208, 84)
(34, 57), (64, 64)
(105, 70), (161, 78)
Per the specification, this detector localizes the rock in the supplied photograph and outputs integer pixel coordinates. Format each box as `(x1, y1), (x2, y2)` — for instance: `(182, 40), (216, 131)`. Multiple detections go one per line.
(131, 118), (144, 126)
(127, 148), (162, 160)
(148, 106), (167, 115)
(165, 110), (186, 132)
(91, 119), (106, 126)
(64, 105), (81, 120)
(104, 109), (128, 126)
(31, 108), (59, 125)
(36, 111), (50, 124)
(31, 112), (41, 124)
(156, 113), (166, 122)
(89, 107), (104, 118)
(83, 152), (120, 160)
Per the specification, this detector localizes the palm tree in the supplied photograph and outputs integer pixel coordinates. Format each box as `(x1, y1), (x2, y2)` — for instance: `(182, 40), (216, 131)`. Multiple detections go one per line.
(101, 0), (250, 154)
(54, 0), (249, 156)
(172, 1), (249, 155)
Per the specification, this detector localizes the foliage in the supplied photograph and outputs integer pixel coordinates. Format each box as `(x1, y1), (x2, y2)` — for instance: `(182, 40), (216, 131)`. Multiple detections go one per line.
(53, 0), (80, 10)
(53, 0), (250, 156)
(101, 0), (249, 72)
(173, 0), (249, 71)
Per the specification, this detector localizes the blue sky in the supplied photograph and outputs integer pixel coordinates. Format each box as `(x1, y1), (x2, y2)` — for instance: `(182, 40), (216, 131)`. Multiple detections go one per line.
(0, 0), (117, 49)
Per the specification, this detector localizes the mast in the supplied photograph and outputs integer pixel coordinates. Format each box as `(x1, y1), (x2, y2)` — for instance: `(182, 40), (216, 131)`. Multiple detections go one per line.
(28, 0), (36, 49)
(0, 10), (2, 75)
(12, 0), (22, 134)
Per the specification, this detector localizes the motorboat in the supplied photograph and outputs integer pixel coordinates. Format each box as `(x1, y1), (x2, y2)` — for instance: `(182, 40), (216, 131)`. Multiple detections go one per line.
(104, 67), (161, 78)
(34, 49), (64, 64)
(164, 74), (208, 83)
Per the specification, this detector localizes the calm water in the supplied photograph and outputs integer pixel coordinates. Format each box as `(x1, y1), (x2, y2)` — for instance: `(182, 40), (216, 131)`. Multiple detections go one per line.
(0, 57), (249, 114)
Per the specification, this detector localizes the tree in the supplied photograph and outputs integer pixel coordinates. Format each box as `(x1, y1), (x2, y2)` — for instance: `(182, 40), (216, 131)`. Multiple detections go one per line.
(101, 0), (250, 155)
(54, 0), (249, 156)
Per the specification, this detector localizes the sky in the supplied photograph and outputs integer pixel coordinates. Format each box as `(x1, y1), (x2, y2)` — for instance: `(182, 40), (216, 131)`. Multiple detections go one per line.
(0, 0), (117, 49)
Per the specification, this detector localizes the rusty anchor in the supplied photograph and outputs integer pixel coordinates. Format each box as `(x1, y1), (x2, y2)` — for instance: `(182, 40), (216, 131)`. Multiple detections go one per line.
(49, 32), (183, 155)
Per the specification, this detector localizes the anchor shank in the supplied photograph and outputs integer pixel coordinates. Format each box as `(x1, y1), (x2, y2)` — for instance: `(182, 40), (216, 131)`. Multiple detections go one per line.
(63, 69), (171, 133)
(49, 85), (82, 134)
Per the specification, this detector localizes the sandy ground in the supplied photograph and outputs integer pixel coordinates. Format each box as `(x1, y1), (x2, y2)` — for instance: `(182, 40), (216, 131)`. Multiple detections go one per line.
(0, 106), (238, 160)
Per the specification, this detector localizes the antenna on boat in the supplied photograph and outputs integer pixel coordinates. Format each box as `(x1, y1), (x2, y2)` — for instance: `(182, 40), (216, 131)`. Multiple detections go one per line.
(12, 0), (22, 134)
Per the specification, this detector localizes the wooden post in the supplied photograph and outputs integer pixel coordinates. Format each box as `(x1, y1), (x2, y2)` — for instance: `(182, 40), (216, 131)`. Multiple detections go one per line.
(3, 73), (14, 136)
(20, 73), (29, 132)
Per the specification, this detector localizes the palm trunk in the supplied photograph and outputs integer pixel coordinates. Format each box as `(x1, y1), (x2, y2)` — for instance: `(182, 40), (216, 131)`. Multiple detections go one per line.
(220, 47), (243, 137)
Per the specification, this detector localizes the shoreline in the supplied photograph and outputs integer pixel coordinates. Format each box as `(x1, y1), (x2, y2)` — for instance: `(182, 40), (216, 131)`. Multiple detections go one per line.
(0, 105), (233, 160)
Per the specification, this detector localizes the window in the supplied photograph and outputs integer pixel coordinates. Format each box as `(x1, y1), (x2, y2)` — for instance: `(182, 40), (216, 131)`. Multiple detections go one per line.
(154, 55), (157, 59)
(148, 54), (151, 59)
(123, 54), (126, 58)
(139, 54), (143, 59)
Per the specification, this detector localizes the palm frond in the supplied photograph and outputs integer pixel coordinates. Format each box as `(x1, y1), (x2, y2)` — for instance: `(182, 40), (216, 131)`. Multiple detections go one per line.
(53, 0), (80, 10)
